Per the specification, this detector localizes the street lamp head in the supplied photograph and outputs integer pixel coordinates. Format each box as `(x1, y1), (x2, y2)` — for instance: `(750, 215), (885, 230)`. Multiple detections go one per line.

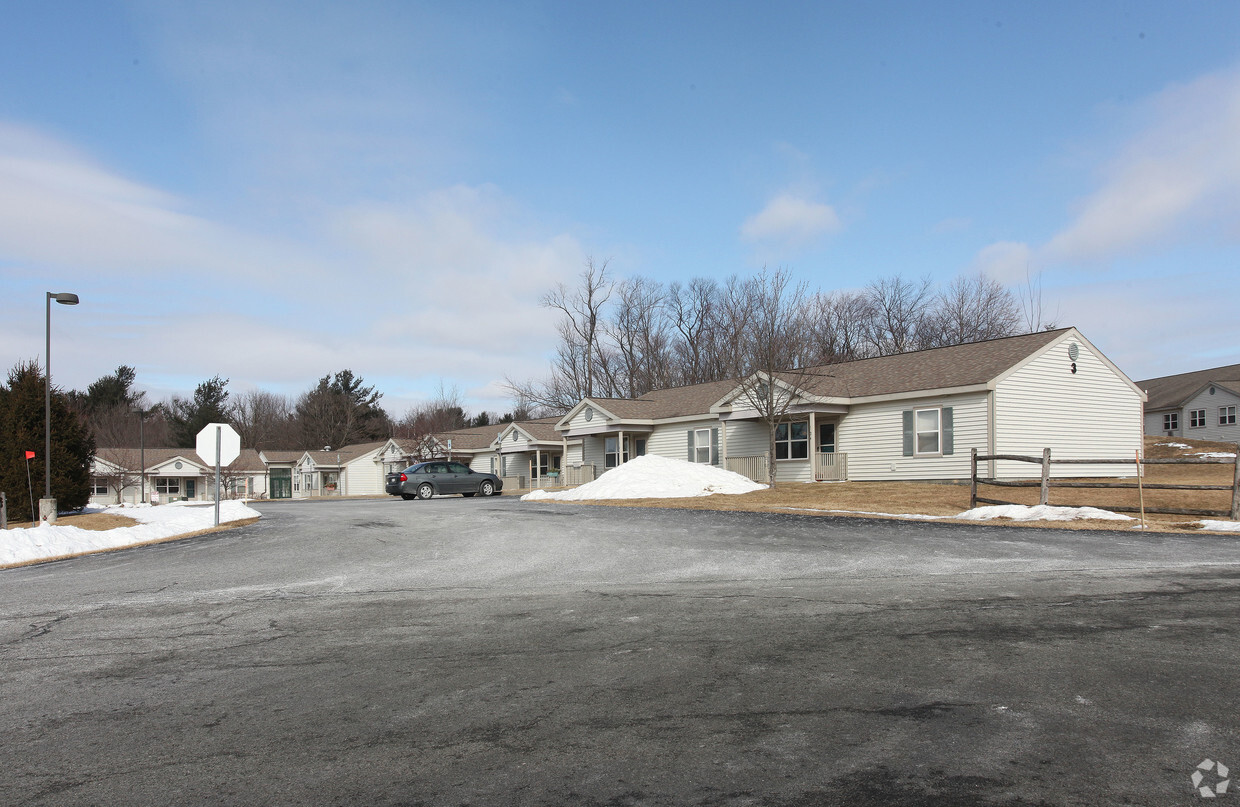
(50, 292), (79, 305)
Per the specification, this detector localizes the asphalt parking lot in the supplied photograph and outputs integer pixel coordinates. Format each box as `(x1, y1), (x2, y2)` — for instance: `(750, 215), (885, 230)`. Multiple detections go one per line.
(2, 496), (1239, 806)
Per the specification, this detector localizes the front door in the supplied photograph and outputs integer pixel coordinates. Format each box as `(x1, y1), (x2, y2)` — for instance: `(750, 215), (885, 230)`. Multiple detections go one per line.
(270, 470), (292, 499)
(185, 479), (196, 500)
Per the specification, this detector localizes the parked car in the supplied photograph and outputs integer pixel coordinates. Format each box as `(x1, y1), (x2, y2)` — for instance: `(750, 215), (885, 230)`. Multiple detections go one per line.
(386, 461), (503, 500)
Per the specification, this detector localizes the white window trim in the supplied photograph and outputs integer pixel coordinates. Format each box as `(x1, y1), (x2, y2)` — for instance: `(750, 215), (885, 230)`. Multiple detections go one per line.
(694, 428), (711, 464)
(1189, 408), (1207, 429)
(914, 408), (942, 456)
(1220, 406), (1237, 426)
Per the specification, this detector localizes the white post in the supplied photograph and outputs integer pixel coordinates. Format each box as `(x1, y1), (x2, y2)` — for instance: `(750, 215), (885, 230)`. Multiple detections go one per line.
(213, 426), (222, 527)
(808, 411), (817, 480)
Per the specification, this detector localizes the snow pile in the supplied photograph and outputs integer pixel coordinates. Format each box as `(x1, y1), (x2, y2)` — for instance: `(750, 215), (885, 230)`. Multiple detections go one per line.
(1199, 520), (1240, 532)
(1, 500), (261, 567)
(957, 504), (1134, 522)
(1159, 442), (1191, 449)
(522, 454), (766, 501)
(1194, 451), (1237, 459)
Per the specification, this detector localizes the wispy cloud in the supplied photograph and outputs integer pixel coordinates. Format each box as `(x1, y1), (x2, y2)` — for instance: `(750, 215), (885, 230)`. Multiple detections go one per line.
(740, 192), (842, 250)
(1044, 66), (1240, 263)
(970, 241), (1033, 284)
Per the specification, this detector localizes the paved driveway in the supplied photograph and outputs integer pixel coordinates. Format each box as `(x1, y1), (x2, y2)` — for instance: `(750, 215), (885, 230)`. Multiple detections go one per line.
(2, 497), (1239, 805)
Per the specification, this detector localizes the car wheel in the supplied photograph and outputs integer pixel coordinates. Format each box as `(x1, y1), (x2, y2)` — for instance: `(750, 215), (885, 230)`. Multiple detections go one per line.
(401, 493), (415, 501)
(416, 482), (434, 500)
(479, 480), (495, 497)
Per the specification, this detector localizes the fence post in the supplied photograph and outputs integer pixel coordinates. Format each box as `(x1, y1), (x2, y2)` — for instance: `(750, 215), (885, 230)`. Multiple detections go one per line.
(1232, 444), (1240, 522)
(1040, 448), (1051, 506)
(970, 448), (978, 509)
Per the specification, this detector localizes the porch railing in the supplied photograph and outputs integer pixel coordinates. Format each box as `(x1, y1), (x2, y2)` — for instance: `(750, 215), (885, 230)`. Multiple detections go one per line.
(814, 452), (848, 481)
(726, 455), (770, 484)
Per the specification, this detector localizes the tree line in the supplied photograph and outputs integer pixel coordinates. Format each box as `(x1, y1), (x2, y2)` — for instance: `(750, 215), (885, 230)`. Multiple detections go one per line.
(507, 261), (1054, 412)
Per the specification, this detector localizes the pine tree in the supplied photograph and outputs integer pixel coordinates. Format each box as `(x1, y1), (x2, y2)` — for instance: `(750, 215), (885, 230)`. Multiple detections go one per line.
(0, 361), (95, 521)
(162, 376), (230, 448)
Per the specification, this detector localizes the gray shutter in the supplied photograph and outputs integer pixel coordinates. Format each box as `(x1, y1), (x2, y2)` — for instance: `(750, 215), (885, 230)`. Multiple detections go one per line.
(942, 407), (954, 455)
(687, 430), (696, 463)
(711, 428), (720, 466)
(902, 410), (914, 457)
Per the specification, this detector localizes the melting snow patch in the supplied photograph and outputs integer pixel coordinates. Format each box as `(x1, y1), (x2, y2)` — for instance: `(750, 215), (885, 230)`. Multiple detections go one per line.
(1158, 442), (1191, 449)
(522, 454), (766, 501)
(1, 500), (262, 567)
(957, 504), (1133, 522)
(1198, 520), (1240, 533)
(1193, 452), (1237, 459)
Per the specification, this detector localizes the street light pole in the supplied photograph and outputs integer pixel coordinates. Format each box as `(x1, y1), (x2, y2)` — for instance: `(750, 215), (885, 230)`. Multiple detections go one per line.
(43, 291), (79, 524)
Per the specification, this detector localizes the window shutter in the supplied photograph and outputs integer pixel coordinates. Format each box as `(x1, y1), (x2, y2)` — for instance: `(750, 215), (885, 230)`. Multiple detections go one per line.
(942, 407), (954, 455)
(687, 430), (695, 463)
(711, 428), (720, 466)
(902, 410), (914, 457)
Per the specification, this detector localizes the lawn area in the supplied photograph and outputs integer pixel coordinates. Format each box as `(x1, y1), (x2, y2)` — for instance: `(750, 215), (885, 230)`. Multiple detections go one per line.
(570, 436), (1240, 533)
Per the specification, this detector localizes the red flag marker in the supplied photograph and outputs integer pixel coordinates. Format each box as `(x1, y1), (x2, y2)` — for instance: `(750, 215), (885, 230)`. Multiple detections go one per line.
(25, 451), (35, 460)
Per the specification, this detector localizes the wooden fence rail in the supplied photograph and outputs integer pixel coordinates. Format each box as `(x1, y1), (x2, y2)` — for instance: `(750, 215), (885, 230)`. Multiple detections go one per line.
(970, 446), (1240, 520)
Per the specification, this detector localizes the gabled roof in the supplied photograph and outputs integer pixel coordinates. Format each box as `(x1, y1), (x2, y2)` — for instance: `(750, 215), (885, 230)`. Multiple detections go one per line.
(788, 328), (1071, 401)
(1136, 363), (1240, 411)
(94, 447), (265, 473)
(495, 416), (568, 446)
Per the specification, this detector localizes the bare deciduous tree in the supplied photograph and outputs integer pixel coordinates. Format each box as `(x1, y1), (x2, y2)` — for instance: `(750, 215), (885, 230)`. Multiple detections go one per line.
(541, 257), (613, 400)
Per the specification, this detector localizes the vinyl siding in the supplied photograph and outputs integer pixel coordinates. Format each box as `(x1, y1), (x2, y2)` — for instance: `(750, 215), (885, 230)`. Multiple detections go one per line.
(580, 436), (606, 470)
(994, 337), (1143, 478)
(345, 460), (385, 495)
(469, 453), (496, 474)
(840, 392), (988, 481)
(1145, 409), (1180, 437)
(724, 420), (771, 460)
(1180, 386), (1240, 443)
(647, 419), (720, 464)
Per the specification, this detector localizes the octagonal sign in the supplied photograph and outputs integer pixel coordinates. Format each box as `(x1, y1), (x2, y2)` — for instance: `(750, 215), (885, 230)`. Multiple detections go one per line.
(196, 423), (242, 467)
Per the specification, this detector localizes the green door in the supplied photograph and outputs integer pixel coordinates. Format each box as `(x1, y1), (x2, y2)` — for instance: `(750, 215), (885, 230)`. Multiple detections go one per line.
(270, 469), (293, 499)
(185, 480), (196, 500)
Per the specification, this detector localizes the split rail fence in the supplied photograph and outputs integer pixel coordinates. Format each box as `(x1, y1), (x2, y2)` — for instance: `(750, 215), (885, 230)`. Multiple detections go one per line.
(970, 446), (1240, 521)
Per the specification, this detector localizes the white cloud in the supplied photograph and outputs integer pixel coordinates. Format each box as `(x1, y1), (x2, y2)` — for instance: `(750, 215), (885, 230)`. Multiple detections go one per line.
(971, 241), (1033, 284)
(1043, 66), (1240, 263)
(740, 192), (842, 248)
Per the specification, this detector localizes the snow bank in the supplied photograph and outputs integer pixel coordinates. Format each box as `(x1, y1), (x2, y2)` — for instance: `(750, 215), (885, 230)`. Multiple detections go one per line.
(956, 504), (1134, 522)
(1193, 451), (1237, 459)
(1, 500), (261, 567)
(1199, 520), (1240, 532)
(522, 454), (766, 501)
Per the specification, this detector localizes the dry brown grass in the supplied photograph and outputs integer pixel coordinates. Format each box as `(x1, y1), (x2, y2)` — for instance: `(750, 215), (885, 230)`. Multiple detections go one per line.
(3, 511), (140, 531)
(536, 436), (1240, 534)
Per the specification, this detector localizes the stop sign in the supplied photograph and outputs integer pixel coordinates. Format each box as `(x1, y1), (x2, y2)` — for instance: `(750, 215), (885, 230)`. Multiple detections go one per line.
(196, 423), (242, 467)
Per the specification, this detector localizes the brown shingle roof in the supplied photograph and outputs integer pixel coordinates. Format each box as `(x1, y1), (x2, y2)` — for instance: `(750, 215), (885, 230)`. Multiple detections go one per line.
(1136, 364), (1240, 411)
(577, 329), (1078, 425)
(793, 328), (1070, 399)
(95, 447), (265, 472)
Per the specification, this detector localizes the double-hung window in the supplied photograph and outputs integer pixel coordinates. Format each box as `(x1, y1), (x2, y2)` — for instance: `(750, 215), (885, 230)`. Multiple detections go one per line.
(774, 421), (809, 460)
(155, 477), (179, 495)
(693, 428), (711, 463)
(1221, 406), (1237, 426)
(92, 477), (109, 496)
(915, 409), (941, 455)
(1190, 409), (1207, 429)
(1164, 413), (1179, 432)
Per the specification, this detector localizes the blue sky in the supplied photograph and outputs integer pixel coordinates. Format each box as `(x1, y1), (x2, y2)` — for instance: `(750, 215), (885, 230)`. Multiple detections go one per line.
(2, 1), (1239, 418)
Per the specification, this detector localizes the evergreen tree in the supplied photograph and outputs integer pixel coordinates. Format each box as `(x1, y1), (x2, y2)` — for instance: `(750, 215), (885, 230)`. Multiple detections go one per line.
(295, 370), (388, 448)
(0, 361), (95, 521)
(162, 376), (230, 448)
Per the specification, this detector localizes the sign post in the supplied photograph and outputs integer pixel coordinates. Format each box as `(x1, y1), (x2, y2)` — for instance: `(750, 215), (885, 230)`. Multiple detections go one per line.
(196, 423), (241, 527)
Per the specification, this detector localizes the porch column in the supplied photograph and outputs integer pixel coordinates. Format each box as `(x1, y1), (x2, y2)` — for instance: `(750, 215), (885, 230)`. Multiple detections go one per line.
(809, 411), (817, 480)
(619, 430), (625, 465)
(536, 449), (541, 488)
(720, 420), (729, 467)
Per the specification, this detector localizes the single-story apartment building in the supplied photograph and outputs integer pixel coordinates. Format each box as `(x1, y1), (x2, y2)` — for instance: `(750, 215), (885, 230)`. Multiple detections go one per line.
(553, 327), (1145, 482)
(90, 447), (269, 505)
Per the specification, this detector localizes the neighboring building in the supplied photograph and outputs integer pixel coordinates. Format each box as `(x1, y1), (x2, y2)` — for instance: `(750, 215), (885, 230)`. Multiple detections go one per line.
(555, 327), (1145, 482)
(490, 416), (589, 488)
(90, 448), (269, 505)
(1137, 363), (1240, 441)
